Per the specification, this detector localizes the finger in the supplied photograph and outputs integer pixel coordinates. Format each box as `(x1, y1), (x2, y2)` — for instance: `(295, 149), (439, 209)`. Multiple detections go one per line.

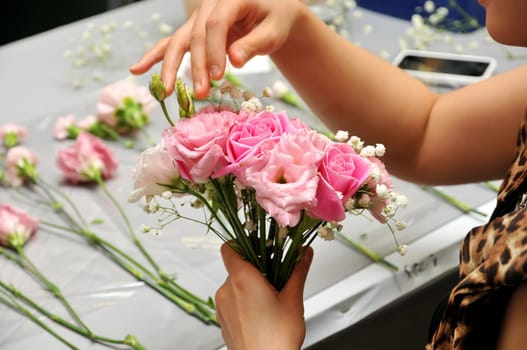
(227, 16), (286, 67)
(204, 0), (246, 80)
(280, 247), (313, 301)
(129, 37), (170, 75)
(189, 0), (219, 99)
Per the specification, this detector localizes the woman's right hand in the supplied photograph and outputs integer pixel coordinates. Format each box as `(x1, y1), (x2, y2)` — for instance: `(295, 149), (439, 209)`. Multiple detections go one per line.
(129, 0), (305, 98)
(215, 244), (314, 350)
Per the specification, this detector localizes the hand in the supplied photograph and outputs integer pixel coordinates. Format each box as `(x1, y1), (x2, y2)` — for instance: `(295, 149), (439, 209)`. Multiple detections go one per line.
(129, 0), (304, 98)
(215, 243), (314, 350)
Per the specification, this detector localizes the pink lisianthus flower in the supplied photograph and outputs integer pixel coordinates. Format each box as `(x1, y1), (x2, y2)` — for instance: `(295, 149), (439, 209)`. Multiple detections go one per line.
(54, 114), (79, 140)
(0, 204), (39, 249)
(216, 110), (302, 179)
(0, 123), (27, 148)
(244, 129), (326, 228)
(5, 146), (38, 187)
(163, 111), (237, 183)
(128, 142), (180, 203)
(56, 132), (118, 183)
(308, 142), (371, 222)
(96, 79), (156, 131)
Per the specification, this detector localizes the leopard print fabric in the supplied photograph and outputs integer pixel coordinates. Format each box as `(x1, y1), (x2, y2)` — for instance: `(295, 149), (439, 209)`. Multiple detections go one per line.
(427, 115), (527, 350)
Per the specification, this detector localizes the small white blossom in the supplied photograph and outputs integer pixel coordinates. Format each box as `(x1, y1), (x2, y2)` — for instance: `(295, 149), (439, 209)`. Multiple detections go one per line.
(411, 14), (425, 29)
(244, 220), (256, 231)
(396, 244), (408, 256)
(362, 24), (373, 35)
(348, 135), (364, 152)
(161, 191), (173, 200)
(395, 220), (407, 231)
(159, 23), (173, 35)
(375, 144), (386, 157)
(424, 0), (435, 13)
(344, 198), (357, 211)
(360, 145), (376, 157)
(395, 194), (408, 207)
(241, 96), (263, 113)
(148, 199), (159, 213)
(357, 193), (371, 207)
(383, 204), (395, 217)
(140, 224), (151, 233)
(271, 80), (288, 97)
(376, 184), (389, 198)
(334, 130), (349, 142)
(317, 226), (335, 241)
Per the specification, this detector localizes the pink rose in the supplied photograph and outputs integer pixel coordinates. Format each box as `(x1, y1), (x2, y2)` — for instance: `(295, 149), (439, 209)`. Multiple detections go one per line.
(57, 132), (118, 183)
(216, 110), (301, 179)
(54, 114), (77, 140)
(128, 143), (180, 202)
(308, 143), (371, 222)
(96, 79), (156, 128)
(0, 204), (39, 248)
(244, 129), (326, 227)
(0, 123), (27, 147)
(5, 146), (38, 187)
(163, 111), (237, 183)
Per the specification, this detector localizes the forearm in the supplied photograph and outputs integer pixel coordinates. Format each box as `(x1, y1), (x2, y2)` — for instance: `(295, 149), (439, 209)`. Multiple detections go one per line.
(271, 5), (438, 176)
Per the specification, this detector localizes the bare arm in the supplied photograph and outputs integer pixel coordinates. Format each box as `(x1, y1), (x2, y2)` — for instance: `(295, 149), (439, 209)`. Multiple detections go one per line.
(131, 0), (527, 185)
(271, 6), (525, 184)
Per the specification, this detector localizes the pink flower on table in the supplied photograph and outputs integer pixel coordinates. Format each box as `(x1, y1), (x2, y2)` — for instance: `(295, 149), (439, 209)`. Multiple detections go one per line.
(77, 115), (97, 131)
(163, 111), (237, 183)
(0, 123), (27, 147)
(0, 204), (39, 248)
(308, 142), (371, 222)
(244, 129), (326, 228)
(5, 146), (38, 187)
(54, 114), (77, 140)
(216, 110), (302, 179)
(96, 79), (156, 130)
(128, 143), (180, 203)
(56, 132), (118, 183)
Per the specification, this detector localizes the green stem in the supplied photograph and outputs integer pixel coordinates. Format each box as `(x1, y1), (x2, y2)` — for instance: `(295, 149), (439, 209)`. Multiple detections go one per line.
(160, 100), (175, 126)
(0, 281), (146, 350)
(14, 246), (92, 334)
(0, 289), (80, 350)
(421, 185), (487, 217)
(336, 232), (399, 271)
(95, 177), (162, 274)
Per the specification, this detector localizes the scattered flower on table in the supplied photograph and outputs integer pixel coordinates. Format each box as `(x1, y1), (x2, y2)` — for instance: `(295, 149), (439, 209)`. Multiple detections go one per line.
(5, 146), (38, 187)
(0, 204), (38, 249)
(0, 123), (27, 148)
(96, 79), (156, 133)
(56, 132), (118, 183)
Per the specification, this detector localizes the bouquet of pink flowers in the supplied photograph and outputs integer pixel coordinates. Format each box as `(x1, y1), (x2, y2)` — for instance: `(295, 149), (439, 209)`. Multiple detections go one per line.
(130, 76), (407, 290)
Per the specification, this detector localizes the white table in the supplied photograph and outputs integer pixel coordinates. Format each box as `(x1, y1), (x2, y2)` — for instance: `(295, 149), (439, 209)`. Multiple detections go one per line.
(1, 1), (526, 349)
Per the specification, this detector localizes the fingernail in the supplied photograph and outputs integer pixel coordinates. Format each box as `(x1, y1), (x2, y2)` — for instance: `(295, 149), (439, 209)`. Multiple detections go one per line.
(210, 64), (220, 78)
(194, 81), (203, 93)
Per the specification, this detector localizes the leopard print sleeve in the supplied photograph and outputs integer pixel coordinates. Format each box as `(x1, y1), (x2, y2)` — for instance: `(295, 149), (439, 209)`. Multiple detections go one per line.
(427, 114), (527, 350)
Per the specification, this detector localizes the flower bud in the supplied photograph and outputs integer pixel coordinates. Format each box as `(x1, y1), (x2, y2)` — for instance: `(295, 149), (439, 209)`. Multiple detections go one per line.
(176, 79), (195, 118)
(149, 74), (167, 102)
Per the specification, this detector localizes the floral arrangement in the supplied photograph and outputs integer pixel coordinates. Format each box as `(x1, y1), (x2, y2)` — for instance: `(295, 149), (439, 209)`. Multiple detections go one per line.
(131, 76), (408, 290)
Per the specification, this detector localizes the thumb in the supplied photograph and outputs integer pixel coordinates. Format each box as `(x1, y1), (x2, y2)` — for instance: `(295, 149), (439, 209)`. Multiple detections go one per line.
(280, 247), (314, 300)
